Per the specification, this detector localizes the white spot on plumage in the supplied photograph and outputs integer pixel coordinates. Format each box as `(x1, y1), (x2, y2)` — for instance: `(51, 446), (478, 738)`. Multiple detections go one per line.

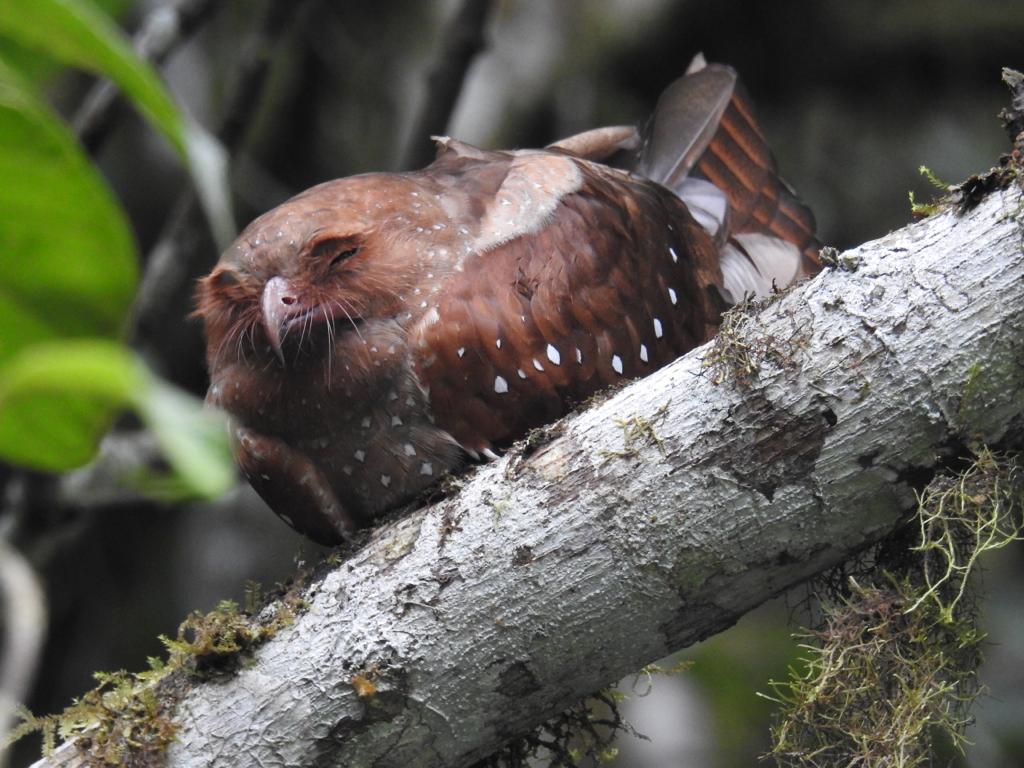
(517, 369), (527, 379)
(640, 344), (649, 363)
(494, 375), (509, 394)
(420, 462), (434, 476)
(654, 318), (664, 338)
(496, 338), (502, 349)
(354, 450), (366, 462)
(576, 347), (583, 364)
(342, 465), (353, 476)
(668, 287), (678, 305)
(612, 355), (624, 374)
(391, 415), (403, 426)
(457, 347), (466, 358)
(404, 443), (417, 456)
(546, 344), (561, 365)
(532, 359), (544, 372)
(361, 416), (371, 429)
(380, 475), (391, 487)
(669, 246), (678, 263)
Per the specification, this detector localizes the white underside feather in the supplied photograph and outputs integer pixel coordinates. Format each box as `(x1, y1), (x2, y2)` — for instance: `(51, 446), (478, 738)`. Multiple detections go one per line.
(719, 232), (802, 303)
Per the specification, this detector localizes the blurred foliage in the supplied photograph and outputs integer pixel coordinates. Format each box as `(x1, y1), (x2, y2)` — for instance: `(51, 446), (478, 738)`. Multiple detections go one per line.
(0, 0), (234, 244)
(0, 60), (136, 353)
(0, 0), (183, 149)
(0, 0), (231, 496)
(681, 605), (803, 766)
(0, 0), (130, 85)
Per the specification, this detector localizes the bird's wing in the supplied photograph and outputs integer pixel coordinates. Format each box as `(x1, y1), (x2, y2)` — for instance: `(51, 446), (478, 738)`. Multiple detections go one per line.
(412, 153), (719, 453)
(547, 125), (640, 162)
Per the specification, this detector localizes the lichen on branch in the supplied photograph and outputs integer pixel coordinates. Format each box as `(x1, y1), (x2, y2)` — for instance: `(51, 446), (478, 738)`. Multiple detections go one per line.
(764, 449), (1023, 768)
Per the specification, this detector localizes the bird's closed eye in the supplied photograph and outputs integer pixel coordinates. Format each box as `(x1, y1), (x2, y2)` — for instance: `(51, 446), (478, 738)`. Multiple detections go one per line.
(310, 238), (362, 268)
(331, 247), (360, 267)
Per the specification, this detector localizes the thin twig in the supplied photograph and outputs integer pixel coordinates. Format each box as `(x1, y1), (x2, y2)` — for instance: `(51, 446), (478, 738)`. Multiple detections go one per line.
(131, 0), (314, 346)
(400, 0), (497, 171)
(215, 0), (302, 148)
(73, 0), (221, 154)
(0, 540), (47, 768)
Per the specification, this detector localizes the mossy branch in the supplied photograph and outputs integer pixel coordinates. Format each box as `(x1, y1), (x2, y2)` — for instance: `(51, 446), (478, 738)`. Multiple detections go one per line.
(27, 180), (1024, 768)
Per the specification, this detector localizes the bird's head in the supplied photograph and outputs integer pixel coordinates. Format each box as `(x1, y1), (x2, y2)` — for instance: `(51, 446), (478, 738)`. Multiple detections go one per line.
(195, 173), (456, 372)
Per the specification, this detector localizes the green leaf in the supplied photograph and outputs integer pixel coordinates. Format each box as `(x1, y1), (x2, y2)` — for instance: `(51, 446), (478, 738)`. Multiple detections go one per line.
(0, 59), (137, 365)
(0, 339), (143, 469)
(0, 0), (184, 153)
(0, 339), (234, 497)
(0, 0), (236, 247)
(0, 0), (131, 86)
(135, 375), (235, 500)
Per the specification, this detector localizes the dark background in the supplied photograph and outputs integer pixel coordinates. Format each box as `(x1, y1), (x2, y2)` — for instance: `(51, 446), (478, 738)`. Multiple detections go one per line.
(6, 1), (1024, 766)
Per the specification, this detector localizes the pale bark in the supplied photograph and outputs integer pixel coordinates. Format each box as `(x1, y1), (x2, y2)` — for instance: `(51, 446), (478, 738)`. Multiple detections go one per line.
(35, 184), (1024, 767)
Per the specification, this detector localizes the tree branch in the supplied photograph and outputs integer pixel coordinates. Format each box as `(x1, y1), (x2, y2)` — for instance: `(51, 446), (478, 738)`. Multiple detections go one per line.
(73, 0), (220, 154)
(33, 182), (1024, 767)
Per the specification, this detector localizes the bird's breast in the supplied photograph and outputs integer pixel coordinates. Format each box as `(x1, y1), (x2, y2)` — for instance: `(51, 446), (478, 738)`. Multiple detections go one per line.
(210, 317), (465, 520)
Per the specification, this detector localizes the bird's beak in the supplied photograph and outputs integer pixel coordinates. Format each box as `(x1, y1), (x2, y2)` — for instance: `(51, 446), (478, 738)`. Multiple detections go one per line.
(261, 276), (298, 365)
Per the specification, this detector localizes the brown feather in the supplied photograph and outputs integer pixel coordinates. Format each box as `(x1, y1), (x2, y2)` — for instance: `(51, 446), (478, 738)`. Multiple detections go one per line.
(195, 58), (818, 544)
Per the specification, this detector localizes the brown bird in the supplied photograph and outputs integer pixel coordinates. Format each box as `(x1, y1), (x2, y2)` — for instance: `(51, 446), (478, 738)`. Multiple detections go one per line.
(195, 55), (819, 545)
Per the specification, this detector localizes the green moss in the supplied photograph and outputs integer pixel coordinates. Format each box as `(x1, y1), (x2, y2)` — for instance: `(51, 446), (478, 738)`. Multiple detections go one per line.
(3, 667), (179, 766)
(908, 165), (950, 217)
(919, 165), (952, 190)
(908, 190), (941, 217)
(159, 595), (304, 674)
(599, 402), (669, 461)
(702, 295), (800, 388)
(906, 449), (1023, 623)
(7, 590), (307, 764)
(763, 448), (1023, 768)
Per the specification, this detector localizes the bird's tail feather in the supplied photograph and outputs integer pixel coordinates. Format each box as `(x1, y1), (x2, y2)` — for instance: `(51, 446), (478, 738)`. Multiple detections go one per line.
(637, 53), (820, 302)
